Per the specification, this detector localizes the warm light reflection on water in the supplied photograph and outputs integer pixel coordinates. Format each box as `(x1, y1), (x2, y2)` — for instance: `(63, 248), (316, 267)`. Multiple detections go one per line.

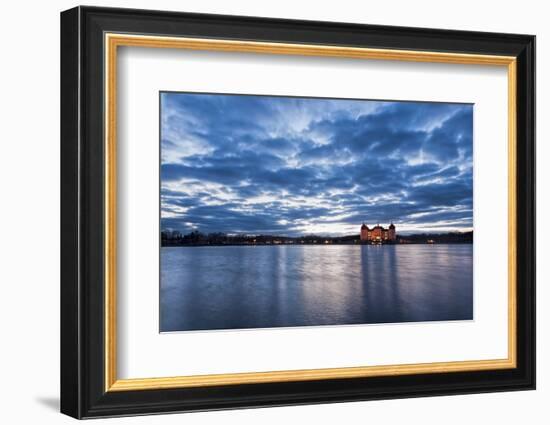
(160, 245), (473, 332)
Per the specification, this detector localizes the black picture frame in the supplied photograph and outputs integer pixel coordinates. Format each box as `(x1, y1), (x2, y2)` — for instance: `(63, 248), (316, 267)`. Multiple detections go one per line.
(61, 5), (535, 419)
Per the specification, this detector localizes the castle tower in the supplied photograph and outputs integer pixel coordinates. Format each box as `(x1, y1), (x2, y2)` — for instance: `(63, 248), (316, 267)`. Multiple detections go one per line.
(360, 223), (369, 241)
(388, 222), (396, 241)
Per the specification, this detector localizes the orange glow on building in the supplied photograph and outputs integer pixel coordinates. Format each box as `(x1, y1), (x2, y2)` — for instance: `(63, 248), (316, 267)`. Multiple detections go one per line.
(360, 222), (396, 242)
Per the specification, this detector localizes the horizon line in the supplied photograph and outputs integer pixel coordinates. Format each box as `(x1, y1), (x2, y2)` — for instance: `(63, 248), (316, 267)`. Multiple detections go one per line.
(161, 229), (474, 237)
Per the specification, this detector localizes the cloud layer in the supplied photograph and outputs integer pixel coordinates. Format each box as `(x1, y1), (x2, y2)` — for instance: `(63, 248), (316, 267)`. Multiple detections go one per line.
(161, 92), (473, 236)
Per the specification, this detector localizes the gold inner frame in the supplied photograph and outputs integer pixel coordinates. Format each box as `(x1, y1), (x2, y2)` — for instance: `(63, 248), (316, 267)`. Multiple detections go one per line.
(104, 33), (517, 392)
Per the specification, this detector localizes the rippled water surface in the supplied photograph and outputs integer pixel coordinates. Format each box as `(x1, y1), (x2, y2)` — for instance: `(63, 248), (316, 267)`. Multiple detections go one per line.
(160, 244), (473, 332)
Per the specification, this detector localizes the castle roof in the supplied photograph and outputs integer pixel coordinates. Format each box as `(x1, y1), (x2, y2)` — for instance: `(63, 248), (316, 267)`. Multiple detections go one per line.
(361, 222), (395, 231)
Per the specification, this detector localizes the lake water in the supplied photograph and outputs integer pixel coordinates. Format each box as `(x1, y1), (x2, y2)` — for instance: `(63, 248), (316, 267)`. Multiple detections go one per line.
(160, 244), (473, 332)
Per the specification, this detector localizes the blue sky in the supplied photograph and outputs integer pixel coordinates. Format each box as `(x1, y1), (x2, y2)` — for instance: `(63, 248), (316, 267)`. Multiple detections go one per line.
(160, 92), (473, 236)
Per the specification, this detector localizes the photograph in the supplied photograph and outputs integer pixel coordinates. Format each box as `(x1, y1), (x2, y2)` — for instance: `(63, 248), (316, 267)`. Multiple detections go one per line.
(159, 92), (474, 332)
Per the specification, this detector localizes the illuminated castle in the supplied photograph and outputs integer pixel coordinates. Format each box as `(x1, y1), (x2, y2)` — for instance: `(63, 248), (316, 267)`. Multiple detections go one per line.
(360, 222), (396, 242)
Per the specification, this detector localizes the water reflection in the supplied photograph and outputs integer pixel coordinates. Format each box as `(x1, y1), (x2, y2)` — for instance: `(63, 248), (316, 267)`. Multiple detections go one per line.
(160, 245), (473, 332)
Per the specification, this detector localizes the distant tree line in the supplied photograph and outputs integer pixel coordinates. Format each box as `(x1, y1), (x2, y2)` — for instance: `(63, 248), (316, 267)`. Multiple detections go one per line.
(397, 231), (473, 244)
(161, 230), (473, 246)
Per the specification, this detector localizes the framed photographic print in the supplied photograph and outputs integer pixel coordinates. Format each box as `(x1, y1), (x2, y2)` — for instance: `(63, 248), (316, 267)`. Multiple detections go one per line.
(60, 6), (535, 419)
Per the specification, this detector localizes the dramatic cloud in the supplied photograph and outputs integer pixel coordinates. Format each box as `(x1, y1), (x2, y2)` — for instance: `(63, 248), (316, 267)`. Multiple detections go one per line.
(160, 92), (473, 235)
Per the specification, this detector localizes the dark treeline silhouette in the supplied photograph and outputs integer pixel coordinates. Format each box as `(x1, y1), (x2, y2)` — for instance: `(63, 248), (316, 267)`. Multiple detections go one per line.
(397, 231), (473, 244)
(161, 230), (473, 246)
